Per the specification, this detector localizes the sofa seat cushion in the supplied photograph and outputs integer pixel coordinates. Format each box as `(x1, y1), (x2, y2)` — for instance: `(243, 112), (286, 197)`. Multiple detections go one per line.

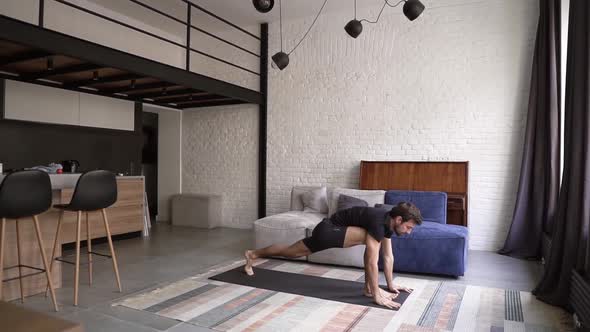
(254, 212), (326, 259)
(308, 245), (366, 268)
(254, 211), (325, 230)
(388, 221), (468, 276)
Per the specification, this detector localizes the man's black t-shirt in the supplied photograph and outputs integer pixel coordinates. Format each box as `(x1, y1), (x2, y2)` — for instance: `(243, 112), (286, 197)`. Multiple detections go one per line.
(329, 206), (393, 241)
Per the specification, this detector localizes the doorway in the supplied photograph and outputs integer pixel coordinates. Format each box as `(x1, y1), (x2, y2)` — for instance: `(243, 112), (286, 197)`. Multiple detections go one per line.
(142, 112), (158, 221)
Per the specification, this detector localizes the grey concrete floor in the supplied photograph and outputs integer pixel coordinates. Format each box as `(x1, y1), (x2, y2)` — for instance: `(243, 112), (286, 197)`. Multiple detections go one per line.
(10, 224), (543, 332)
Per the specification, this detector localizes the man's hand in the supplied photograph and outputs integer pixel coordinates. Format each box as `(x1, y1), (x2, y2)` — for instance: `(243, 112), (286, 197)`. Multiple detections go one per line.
(388, 284), (413, 294)
(373, 294), (401, 310)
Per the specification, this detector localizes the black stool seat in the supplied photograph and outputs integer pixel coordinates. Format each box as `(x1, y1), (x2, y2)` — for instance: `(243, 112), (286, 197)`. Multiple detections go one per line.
(0, 170), (52, 218)
(55, 170), (117, 211)
(0, 170), (59, 311)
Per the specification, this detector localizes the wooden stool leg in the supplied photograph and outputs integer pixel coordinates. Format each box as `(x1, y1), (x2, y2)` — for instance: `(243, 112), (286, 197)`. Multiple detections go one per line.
(74, 211), (81, 306)
(0, 218), (5, 301)
(86, 212), (92, 286)
(33, 216), (59, 312)
(46, 210), (63, 297)
(15, 219), (24, 303)
(101, 209), (121, 292)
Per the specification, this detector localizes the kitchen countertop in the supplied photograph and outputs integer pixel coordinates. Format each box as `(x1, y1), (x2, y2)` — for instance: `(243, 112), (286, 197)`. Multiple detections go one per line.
(0, 173), (144, 189)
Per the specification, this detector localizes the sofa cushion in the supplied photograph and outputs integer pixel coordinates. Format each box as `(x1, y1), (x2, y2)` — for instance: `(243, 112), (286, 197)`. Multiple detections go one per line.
(329, 188), (385, 217)
(254, 211), (325, 230)
(387, 221), (468, 276)
(301, 187), (328, 213)
(337, 194), (368, 212)
(384, 190), (447, 224)
(291, 186), (325, 211)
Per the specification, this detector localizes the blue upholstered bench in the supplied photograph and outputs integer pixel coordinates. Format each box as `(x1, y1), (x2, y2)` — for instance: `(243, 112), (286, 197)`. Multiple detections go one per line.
(380, 190), (469, 277)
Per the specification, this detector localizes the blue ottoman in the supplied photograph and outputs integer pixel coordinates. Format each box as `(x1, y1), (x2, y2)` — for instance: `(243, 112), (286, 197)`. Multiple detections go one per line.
(380, 190), (469, 277)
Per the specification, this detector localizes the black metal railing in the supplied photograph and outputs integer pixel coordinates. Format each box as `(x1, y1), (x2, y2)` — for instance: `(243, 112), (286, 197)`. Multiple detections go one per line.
(39, 0), (261, 76)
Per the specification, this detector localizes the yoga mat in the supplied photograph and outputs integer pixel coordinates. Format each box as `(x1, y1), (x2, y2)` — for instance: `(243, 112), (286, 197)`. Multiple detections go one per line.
(209, 265), (410, 310)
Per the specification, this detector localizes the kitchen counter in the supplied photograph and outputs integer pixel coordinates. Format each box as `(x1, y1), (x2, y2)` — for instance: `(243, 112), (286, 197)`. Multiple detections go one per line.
(0, 173), (144, 189)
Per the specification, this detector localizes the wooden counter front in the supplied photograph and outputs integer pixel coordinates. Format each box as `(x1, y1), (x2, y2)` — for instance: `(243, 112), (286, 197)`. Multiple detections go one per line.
(1, 177), (144, 302)
(57, 178), (144, 244)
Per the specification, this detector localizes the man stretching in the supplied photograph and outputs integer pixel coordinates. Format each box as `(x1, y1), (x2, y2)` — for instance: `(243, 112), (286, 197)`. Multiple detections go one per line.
(244, 202), (423, 309)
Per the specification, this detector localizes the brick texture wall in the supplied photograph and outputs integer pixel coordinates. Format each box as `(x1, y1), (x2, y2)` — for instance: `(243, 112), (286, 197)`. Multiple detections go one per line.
(182, 0), (538, 250)
(182, 105), (259, 228)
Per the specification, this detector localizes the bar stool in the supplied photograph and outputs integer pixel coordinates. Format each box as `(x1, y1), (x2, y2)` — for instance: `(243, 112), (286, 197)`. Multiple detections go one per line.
(47, 170), (121, 306)
(0, 170), (59, 311)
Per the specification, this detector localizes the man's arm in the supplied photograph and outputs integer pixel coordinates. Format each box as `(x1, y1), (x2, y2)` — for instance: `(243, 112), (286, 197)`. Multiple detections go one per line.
(380, 238), (394, 290)
(381, 238), (413, 294)
(365, 234), (399, 309)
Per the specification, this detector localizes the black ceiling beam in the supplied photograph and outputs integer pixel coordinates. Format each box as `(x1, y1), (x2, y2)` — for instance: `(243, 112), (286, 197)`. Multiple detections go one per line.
(21, 63), (103, 80)
(0, 73), (182, 110)
(155, 93), (220, 105)
(0, 50), (52, 66)
(64, 73), (144, 88)
(179, 99), (247, 109)
(131, 88), (204, 100)
(101, 81), (179, 94)
(0, 15), (262, 104)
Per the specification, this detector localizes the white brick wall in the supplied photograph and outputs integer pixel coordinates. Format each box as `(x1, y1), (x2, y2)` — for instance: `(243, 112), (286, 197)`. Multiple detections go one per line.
(182, 105), (259, 228)
(266, 0), (539, 250)
(179, 0), (538, 250)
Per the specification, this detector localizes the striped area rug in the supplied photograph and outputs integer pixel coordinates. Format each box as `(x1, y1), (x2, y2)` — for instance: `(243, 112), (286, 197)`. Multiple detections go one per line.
(114, 259), (573, 331)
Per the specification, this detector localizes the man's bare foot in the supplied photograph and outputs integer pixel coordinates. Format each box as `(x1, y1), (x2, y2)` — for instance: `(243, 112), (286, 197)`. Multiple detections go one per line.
(244, 250), (255, 276)
(364, 287), (399, 300)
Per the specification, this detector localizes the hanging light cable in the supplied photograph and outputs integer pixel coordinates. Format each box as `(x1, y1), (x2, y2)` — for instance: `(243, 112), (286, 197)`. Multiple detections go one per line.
(271, 0), (288, 70)
(286, 0), (329, 56)
(271, 0), (329, 70)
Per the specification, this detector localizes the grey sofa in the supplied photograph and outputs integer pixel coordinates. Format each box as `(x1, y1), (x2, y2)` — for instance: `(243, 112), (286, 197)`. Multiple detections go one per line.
(254, 186), (469, 277)
(254, 186), (383, 267)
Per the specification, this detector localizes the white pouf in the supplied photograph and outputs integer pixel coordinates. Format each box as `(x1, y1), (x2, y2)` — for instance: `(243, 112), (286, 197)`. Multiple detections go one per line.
(171, 193), (222, 229)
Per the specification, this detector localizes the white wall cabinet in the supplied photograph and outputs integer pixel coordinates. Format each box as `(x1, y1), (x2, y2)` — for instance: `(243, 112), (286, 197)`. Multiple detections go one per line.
(4, 80), (80, 126)
(79, 93), (135, 131)
(3, 80), (135, 131)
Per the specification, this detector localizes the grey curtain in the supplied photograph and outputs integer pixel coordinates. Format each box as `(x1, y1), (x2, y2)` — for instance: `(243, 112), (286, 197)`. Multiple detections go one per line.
(499, 0), (561, 259)
(534, 0), (590, 307)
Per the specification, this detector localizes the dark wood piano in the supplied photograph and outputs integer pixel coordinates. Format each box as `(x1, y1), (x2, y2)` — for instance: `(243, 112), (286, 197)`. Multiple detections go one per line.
(359, 161), (469, 227)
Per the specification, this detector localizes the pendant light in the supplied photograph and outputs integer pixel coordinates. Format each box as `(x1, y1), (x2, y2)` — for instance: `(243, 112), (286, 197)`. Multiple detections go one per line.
(252, 0), (274, 13)
(345, 0), (362, 38)
(345, 0), (426, 39)
(271, 0), (289, 70)
(256, 0), (426, 70)
(403, 0), (425, 21)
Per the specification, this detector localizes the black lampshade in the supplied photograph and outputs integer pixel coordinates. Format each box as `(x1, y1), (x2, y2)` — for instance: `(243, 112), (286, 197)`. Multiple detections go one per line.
(344, 19), (363, 38)
(403, 0), (425, 21)
(253, 0), (274, 13)
(271, 52), (289, 70)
